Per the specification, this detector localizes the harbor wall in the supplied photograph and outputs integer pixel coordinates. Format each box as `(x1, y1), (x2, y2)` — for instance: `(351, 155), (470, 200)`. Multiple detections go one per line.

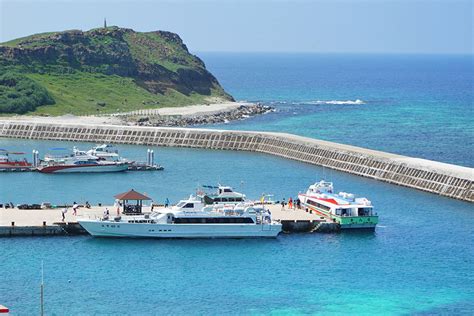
(0, 120), (472, 202)
(0, 225), (65, 236)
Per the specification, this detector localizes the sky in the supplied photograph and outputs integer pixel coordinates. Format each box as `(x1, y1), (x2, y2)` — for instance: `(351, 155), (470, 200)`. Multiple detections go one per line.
(0, 0), (472, 54)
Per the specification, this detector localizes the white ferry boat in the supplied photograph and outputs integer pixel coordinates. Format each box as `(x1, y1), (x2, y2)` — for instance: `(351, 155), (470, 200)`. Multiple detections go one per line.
(38, 148), (129, 173)
(78, 196), (282, 238)
(298, 180), (378, 230)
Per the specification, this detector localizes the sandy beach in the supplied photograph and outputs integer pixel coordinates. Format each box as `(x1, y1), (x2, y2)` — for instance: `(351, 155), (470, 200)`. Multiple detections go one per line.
(1, 101), (253, 126)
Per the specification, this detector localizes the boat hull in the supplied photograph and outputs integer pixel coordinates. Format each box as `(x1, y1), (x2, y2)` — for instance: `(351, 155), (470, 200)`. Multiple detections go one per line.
(78, 220), (282, 238)
(38, 163), (129, 173)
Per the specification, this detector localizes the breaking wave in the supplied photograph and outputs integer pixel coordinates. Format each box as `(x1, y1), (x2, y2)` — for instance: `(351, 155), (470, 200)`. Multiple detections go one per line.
(306, 99), (365, 105)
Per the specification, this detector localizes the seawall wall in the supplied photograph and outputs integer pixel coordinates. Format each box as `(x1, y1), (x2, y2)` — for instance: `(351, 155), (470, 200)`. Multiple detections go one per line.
(0, 120), (472, 202)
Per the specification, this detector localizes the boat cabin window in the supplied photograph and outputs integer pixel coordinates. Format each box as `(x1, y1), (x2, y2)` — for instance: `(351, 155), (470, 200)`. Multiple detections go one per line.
(214, 197), (243, 203)
(175, 217), (254, 224)
(182, 203), (194, 208)
(307, 199), (331, 212)
(357, 208), (372, 216)
(224, 189), (232, 193)
(341, 208), (353, 216)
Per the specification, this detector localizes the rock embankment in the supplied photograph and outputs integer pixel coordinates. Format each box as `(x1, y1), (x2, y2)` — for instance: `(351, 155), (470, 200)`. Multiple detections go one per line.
(124, 103), (273, 127)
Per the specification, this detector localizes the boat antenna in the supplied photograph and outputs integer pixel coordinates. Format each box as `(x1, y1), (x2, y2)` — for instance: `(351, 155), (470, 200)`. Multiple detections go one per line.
(40, 260), (44, 316)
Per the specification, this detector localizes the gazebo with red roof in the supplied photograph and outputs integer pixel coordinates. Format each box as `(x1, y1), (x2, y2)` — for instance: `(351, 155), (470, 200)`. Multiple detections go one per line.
(114, 189), (151, 214)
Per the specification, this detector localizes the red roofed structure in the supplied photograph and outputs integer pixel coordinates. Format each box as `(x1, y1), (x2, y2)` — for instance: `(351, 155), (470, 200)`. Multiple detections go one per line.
(114, 189), (151, 201)
(114, 189), (151, 214)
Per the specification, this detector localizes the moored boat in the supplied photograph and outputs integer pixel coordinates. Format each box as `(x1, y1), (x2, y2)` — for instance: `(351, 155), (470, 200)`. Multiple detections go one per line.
(0, 149), (32, 169)
(198, 184), (246, 204)
(38, 148), (129, 173)
(86, 144), (130, 163)
(298, 180), (378, 230)
(78, 195), (282, 238)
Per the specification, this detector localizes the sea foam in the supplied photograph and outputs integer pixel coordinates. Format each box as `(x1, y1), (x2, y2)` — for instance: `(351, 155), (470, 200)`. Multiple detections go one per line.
(306, 99), (365, 105)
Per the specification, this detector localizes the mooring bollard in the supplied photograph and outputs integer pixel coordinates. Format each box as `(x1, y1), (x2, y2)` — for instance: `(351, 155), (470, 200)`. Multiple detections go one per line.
(11, 221), (14, 227)
(43, 221), (46, 226)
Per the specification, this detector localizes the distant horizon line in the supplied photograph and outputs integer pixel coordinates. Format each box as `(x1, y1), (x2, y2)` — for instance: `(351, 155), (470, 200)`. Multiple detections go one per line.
(0, 25), (474, 56)
(1, 27), (471, 56)
(193, 51), (473, 56)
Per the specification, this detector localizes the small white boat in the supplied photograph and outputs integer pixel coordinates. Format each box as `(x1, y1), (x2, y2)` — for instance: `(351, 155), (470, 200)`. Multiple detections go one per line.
(78, 195), (282, 238)
(86, 144), (130, 163)
(199, 185), (246, 204)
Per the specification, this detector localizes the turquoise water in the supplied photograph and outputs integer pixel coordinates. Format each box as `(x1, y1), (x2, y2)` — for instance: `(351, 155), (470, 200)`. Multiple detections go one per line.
(1, 54), (474, 315)
(202, 53), (474, 167)
(1, 138), (473, 315)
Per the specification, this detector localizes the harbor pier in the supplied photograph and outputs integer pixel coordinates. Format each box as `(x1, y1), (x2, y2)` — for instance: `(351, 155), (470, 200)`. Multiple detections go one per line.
(0, 120), (473, 202)
(0, 205), (334, 237)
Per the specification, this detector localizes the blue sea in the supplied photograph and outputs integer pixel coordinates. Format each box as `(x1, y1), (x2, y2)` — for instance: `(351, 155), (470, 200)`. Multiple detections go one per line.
(202, 53), (474, 168)
(1, 53), (473, 315)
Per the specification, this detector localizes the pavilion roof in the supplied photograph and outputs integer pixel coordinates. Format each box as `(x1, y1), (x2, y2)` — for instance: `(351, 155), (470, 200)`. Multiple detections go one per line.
(114, 189), (151, 201)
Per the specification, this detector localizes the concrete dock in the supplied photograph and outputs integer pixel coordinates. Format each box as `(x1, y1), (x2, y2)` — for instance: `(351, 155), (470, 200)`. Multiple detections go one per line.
(0, 204), (333, 237)
(0, 120), (473, 202)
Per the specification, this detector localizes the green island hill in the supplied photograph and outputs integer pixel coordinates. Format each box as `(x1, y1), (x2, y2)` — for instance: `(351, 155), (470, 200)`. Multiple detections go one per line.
(0, 26), (234, 115)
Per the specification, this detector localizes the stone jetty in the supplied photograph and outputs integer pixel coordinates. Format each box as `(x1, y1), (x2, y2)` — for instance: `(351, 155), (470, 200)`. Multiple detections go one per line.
(0, 120), (472, 202)
(116, 103), (274, 127)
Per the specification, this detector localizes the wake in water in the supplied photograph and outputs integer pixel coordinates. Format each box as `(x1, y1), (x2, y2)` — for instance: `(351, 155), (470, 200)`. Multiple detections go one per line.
(306, 99), (365, 105)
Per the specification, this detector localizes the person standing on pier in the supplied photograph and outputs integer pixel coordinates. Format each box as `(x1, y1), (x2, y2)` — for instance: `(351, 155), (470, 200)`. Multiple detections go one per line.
(288, 197), (293, 209)
(61, 207), (68, 222)
(165, 198), (170, 208)
(281, 198), (286, 210)
(72, 202), (78, 216)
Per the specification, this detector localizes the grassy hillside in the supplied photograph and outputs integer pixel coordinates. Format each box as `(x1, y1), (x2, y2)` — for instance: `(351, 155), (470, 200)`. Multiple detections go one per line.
(0, 27), (233, 115)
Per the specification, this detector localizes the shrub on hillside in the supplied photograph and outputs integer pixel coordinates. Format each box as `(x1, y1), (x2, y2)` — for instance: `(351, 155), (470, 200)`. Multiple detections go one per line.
(0, 72), (55, 114)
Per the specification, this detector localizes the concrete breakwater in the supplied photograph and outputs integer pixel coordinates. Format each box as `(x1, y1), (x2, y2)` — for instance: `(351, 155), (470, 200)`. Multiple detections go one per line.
(0, 120), (472, 202)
